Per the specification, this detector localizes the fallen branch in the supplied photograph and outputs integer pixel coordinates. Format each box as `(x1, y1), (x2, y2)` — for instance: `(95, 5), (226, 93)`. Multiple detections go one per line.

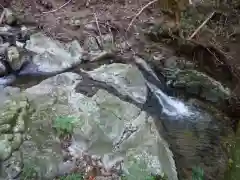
(94, 12), (103, 49)
(42, 0), (72, 14)
(187, 11), (215, 40)
(127, 0), (158, 31)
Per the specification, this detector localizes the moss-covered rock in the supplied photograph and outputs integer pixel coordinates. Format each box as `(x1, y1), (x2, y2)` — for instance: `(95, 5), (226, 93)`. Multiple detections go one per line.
(0, 96), (30, 161)
(225, 123), (240, 180)
(167, 69), (231, 104)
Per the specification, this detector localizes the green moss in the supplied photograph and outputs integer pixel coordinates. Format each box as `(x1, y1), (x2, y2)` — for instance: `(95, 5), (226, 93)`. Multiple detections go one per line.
(53, 116), (75, 137)
(20, 163), (38, 180)
(121, 174), (167, 180)
(192, 166), (204, 180)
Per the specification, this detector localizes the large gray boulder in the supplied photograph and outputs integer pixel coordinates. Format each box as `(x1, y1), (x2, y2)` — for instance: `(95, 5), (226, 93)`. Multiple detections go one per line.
(166, 69), (231, 104)
(24, 72), (178, 180)
(0, 70), (177, 180)
(86, 63), (148, 104)
(23, 32), (84, 74)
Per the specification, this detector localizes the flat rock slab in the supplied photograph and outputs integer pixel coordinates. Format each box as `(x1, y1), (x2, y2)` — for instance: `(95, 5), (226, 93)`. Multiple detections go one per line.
(86, 63), (148, 104)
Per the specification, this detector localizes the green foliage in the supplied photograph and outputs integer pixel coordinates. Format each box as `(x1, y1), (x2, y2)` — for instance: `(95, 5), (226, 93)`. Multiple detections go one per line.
(53, 116), (75, 137)
(122, 175), (168, 180)
(121, 175), (157, 180)
(20, 164), (38, 180)
(192, 166), (204, 180)
(145, 176), (156, 180)
(59, 173), (83, 180)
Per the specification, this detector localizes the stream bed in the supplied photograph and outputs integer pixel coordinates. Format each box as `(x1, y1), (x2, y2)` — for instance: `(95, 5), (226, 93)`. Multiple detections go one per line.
(0, 25), (237, 180)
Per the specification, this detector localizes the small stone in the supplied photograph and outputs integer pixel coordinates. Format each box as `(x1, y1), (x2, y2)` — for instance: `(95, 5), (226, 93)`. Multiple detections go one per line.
(85, 23), (96, 31)
(70, 18), (81, 27)
(7, 46), (20, 69)
(84, 36), (100, 52)
(7, 46), (26, 71)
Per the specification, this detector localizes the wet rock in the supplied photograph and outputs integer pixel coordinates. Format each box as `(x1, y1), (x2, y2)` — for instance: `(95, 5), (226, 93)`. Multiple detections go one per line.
(25, 32), (84, 73)
(0, 61), (6, 76)
(158, 97), (234, 180)
(167, 69), (231, 104)
(23, 72), (178, 180)
(86, 63), (147, 104)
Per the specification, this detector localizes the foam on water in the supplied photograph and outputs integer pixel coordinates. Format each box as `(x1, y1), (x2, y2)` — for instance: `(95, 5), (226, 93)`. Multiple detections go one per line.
(147, 82), (192, 117)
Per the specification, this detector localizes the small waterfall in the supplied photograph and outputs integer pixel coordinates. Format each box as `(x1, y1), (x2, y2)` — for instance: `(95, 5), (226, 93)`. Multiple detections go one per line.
(134, 56), (192, 117)
(147, 82), (192, 117)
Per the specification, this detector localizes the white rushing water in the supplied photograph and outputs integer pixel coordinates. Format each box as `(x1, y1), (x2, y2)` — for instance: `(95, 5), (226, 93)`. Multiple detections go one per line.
(134, 56), (194, 118)
(147, 82), (193, 117)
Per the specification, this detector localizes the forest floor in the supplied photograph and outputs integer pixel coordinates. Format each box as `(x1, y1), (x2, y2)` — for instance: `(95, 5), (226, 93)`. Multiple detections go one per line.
(3, 0), (239, 93)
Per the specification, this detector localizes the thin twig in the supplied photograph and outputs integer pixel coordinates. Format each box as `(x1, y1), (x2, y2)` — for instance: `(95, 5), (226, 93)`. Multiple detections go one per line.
(127, 0), (158, 31)
(188, 11), (215, 40)
(42, 0), (72, 14)
(206, 47), (222, 64)
(94, 12), (103, 49)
